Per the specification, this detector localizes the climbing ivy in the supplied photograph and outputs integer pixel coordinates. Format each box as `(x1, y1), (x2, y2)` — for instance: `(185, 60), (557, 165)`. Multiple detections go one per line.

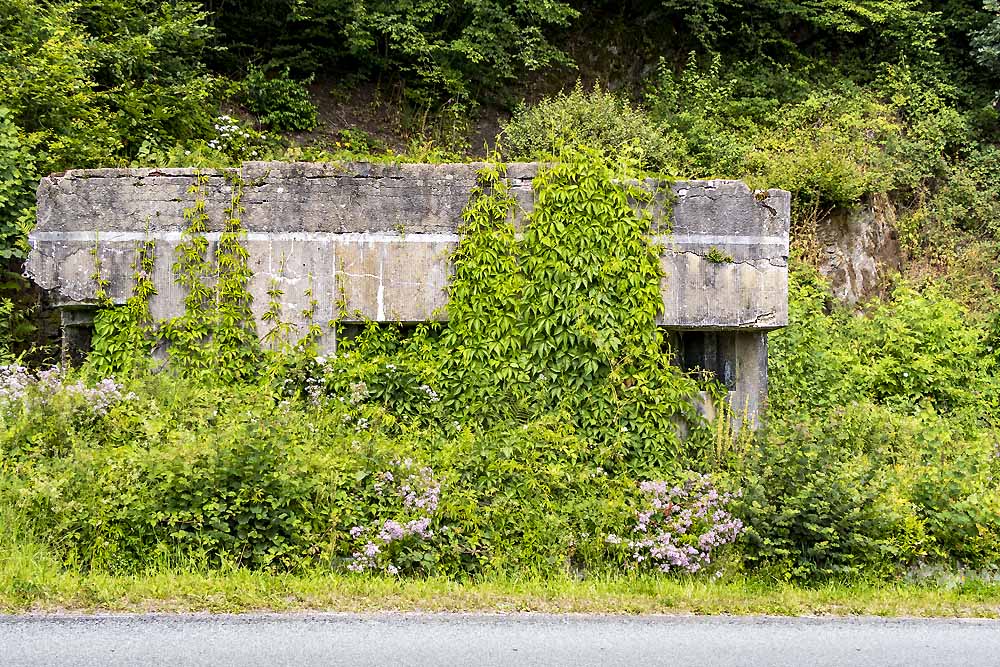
(160, 168), (260, 382)
(86, 154), (713, 465)
(211, 169), (260, 382)
(161, 170), (215, 374)
(90, 167), (260, 382)
(90, 232), (157, 377)
(261, 253), (293, 350)
(441, 149), (707, 472)
(438, 161), (523, 413)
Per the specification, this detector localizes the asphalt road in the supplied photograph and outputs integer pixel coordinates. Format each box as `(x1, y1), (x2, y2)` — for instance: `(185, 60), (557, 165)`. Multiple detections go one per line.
(2, 612), (998, 666)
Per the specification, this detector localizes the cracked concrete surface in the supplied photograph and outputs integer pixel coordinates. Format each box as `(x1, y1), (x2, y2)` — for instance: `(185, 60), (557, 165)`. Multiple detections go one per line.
(28, 162), (790, 421)
(27, 162), (788, 421)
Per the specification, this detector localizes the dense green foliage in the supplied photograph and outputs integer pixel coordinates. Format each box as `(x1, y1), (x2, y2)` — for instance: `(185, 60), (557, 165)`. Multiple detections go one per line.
(0, 0), (221, 258)
(501, 84), (674, 171)
(6, 151), (1000, 583)
(240, 66), (317, 132)
(202, 0), (578, 104)
(3, 0), (1000, 586)
(2, 382), (635, 574)
(440, 157), (703, 471)
(742, 263), (1000, 579)
(3, 0), (1000, 258)
(0, 157), (732, 577)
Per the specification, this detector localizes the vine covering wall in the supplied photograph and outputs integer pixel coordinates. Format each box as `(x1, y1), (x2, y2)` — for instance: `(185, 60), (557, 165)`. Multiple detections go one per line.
(89, 153), (714, 463)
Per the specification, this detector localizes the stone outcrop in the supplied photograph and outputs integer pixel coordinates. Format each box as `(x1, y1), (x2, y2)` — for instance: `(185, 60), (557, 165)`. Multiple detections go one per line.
(817, 192), (903, 305)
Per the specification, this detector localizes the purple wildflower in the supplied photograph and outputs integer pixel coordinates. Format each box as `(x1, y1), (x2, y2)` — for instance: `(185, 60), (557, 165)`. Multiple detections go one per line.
(379, 520), (405, 542)
(616, 473), (744, 575)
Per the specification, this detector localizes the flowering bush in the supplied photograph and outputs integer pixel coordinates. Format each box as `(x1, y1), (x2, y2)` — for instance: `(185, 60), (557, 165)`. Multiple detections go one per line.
(0, 364), (138, 463)
(0, 364), (133, 416)
(0, 363), (31, 403)
(206, 115), (268, 161)
(346, 458), (442, 575)
(607, 474), (744, 575)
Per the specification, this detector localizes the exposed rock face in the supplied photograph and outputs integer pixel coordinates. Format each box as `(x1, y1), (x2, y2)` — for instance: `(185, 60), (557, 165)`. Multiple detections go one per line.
(817, 193), (903, 305)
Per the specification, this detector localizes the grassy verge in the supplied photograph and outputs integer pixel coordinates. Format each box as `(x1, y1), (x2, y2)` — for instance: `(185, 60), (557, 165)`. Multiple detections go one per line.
(3, 500), (999, 618)
(3, 564), (999, 616)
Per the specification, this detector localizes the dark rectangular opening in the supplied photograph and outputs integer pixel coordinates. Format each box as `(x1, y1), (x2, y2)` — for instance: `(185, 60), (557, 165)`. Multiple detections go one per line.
(676, 331), (737, 390)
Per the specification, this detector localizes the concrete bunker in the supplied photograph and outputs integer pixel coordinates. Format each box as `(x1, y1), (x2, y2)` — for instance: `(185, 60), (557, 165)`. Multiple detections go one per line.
(25, 161), (790, 423)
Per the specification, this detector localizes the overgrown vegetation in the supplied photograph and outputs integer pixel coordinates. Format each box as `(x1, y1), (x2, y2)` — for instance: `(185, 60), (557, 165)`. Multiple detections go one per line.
(501, 83), (674, 172)
(1, 155), (735, 579)
(6, 151), (1000, 588)
(3, 0), (1000, 600)
(746, 263), (1000, 580)
(4, 1), (1000, 259)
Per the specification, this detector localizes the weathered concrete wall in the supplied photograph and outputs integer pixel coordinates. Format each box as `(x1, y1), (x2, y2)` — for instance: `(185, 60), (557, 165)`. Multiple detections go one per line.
(26, 162), (789, 422)
(674, 329), (769, 428)
(27, 162), (789, 334)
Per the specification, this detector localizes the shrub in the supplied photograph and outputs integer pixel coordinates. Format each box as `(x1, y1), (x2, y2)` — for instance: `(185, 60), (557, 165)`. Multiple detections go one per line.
(898, 424), (1000, 564)
(241, 66), (318, 132)
(143, 415), (326, 570)
(930, 145), (1000, 237)
(850, 285), (985, 412)
(0, 0), (224, 257)
(501, 83), (676, 172)
(204, 115), (271, 161)
(605, 473), (744, 575)
(0, 110), (36, 259)
(744, 86), (903, 206)
(3, 378), (342, 570)
(767, 263), (856, 414)
(769, 263), (993, 417)
(738, 413), (904, 580)
(433, 417), (629, 576)
(0, 300), (19, 362)
(645, 54), (754, 178)
(344, 458), (442, 576)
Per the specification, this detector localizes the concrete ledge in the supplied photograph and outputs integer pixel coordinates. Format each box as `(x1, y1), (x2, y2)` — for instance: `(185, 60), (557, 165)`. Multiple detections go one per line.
(27, 162), (789, 343)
